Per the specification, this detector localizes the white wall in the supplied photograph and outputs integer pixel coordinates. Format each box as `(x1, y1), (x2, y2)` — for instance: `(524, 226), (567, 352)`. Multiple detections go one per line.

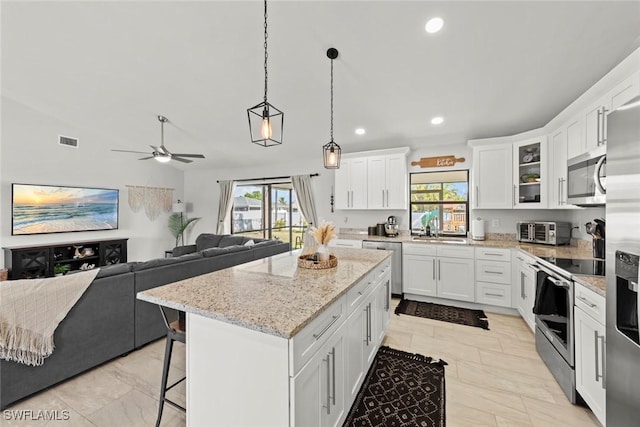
(0, 98), (184, 265)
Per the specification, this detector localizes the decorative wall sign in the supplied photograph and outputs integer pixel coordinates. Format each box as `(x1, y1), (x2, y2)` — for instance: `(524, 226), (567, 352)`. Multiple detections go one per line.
(126, 185), (174, 221)
(411, 155), (465, 168)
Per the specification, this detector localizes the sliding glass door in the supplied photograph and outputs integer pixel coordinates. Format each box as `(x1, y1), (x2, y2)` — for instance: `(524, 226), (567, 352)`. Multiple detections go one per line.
(231, 183), (307, 246)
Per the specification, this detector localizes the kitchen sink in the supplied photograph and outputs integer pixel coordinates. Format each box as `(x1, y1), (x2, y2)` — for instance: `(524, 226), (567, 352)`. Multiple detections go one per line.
(411, 236), (467, 244)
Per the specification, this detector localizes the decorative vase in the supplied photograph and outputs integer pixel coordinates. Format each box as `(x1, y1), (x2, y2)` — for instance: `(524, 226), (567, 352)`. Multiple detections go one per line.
(316, 244), (330, 261)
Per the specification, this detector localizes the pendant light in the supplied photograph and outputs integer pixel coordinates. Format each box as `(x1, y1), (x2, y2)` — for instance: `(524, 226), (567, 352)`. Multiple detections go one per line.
(323, 48), (341, 169)
(247, 0), (283, 147)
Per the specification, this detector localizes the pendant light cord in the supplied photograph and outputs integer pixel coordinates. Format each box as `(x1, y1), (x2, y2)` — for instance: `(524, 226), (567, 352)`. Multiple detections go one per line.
(330, 56), (334, 142)
(263, 0), (268, 103)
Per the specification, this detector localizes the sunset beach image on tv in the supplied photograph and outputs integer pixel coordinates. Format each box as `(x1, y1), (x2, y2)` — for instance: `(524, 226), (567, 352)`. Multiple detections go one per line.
(12, 184), (119, 235)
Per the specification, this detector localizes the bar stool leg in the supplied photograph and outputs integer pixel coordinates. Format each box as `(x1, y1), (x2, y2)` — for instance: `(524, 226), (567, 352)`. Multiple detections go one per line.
(156, 336), (174, 427)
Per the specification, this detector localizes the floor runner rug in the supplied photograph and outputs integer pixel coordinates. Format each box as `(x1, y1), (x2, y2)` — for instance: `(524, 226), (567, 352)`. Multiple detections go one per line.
(343, 346), (446, 427)
(394, 299), (489, 330)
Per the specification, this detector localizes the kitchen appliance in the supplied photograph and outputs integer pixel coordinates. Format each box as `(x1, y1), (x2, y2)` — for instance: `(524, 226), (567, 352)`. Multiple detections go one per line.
(606, 95), (640, 426)
(537, 257), (605, 277)
(472, 219), (486, 241)
(532, 259), (577, 402)
(362, 240), (402, 296)
(368, 225), (378, 236)
(376, 223), (386, 236)
(585, 218), (606, 259)
(384, 215), (399, 237)
(567, 145), (606, 206)
(517, 221), (572, 245)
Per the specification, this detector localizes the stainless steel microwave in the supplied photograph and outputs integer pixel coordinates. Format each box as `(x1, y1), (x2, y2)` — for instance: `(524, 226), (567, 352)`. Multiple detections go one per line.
(517, 221), (572, 245)
(567, 146), (606, 206)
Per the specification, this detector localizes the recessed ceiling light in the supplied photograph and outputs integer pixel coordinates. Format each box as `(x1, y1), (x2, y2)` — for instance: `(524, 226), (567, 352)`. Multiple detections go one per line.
(355, 128), (366, 135)
(425, 17), (444, 34)
(431, 116), (444, 125)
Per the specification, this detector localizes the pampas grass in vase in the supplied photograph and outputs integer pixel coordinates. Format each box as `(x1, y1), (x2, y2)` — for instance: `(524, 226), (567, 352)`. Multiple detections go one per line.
(310, 221), (337, 261)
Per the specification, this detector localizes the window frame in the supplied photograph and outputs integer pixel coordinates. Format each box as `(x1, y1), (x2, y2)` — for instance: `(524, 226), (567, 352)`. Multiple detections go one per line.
(408, 170), (470, 236)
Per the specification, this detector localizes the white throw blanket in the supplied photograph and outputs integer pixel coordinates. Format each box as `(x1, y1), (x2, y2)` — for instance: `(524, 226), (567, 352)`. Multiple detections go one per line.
(0, 269), (100, 366)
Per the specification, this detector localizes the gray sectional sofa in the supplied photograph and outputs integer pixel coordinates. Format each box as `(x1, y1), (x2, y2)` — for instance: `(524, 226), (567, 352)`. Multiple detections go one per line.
(0, 234), (289, 410)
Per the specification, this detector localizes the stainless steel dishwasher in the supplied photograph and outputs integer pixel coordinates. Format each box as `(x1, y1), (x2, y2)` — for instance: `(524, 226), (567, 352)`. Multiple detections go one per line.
(362, 240), (402, 296)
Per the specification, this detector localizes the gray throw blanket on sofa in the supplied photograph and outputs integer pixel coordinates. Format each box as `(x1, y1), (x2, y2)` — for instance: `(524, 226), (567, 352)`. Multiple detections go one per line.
(0, 269), (99, 366)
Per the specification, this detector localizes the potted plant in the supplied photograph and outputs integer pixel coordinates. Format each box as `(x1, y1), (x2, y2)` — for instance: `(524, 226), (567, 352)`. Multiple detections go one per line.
(168, 213), (201, 248)
(54, 264), (71, 276)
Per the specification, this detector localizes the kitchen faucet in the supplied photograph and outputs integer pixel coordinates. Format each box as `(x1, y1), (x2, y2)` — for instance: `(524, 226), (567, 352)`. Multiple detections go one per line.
(431, 218), (439, 238)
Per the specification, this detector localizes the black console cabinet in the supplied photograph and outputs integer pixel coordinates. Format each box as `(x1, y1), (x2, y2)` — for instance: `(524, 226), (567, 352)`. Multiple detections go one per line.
(3, 238), (128, 279)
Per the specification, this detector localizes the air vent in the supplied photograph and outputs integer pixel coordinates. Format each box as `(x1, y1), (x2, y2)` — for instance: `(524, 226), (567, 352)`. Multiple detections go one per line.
(58, 135), (79, 148)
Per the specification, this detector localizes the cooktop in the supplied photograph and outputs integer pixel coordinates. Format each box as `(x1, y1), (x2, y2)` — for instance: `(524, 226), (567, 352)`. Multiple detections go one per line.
(539, 257), (605, 276)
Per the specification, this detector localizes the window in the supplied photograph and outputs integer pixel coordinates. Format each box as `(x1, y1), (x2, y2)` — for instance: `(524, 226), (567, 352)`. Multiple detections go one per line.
(231, 182), (307, 246)
(409, 170), (469, 235)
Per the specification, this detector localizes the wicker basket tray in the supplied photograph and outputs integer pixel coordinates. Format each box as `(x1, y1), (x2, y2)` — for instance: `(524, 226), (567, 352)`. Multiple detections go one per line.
(298, 254), (338, 270)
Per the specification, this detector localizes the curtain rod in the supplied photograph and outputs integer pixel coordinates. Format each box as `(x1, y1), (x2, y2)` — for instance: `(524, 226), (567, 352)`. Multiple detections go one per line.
(125, 185), (175, 190)
(217, 173), (319, 184)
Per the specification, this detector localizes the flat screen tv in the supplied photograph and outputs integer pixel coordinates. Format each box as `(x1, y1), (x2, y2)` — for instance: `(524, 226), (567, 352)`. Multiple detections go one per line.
(12, 183), (119, 235)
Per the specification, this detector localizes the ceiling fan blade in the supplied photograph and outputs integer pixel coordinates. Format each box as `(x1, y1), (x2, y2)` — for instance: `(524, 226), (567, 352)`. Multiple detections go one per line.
(171, 153), (205, 158)
(171, 156), (193, 164)
(150, 145), (162, 153)
(138, 156), (154, 160)
(112, 149), (151, 154)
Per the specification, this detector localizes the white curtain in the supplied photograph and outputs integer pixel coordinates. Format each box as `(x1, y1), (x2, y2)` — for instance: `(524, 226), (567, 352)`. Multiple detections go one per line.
(217, 180), (237, 234)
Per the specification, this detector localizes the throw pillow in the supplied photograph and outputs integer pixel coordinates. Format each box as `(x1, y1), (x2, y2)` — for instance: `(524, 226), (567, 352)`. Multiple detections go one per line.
(244, 239), (255, 247)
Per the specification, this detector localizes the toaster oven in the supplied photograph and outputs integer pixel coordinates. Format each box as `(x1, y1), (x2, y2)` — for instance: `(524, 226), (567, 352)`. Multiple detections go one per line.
(517, 221), (572, 245)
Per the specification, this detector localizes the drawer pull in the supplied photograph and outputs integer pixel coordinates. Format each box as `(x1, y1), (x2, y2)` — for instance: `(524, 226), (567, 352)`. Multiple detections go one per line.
(483, 253), (503, 256)
(485, 292), (503, 297)
(484, 270), (503, 275)
(576, 295), (597, 308)
(313, 314), (341, 340)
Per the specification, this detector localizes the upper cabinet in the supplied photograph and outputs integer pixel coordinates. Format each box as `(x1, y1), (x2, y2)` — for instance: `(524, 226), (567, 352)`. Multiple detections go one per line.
(548, 127), (572, 209)
(335, 148), (409, 210)
(513, 137), (547, 209)
(472, 144), (513, 209)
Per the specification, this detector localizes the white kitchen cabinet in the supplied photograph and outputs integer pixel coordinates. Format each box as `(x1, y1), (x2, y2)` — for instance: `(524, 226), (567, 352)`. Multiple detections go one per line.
(475, 247), (513, 308)
(513, 136), (548, 208)
(402, 243), (437, 297)
(608, 71), (640, 111)
(335, 148), (408, 210)
(403, 244), (475, 303)
(584, 97), (608, 152)
(293, 321), (346, 427)
(574, 286), (606, 426)
(374, 270), (392, 345)
(548, 127), (569, 208)
(566, 115), (584, 160)
(512, 250), (536, 332)
(334, 157), (367, 210)
(472, 144), (513, 209)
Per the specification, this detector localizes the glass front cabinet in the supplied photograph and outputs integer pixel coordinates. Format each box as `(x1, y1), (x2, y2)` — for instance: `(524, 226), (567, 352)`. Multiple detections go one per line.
(513, 137), (548, 208)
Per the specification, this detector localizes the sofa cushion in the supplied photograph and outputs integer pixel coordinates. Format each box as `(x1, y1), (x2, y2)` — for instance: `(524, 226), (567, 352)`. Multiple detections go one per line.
(201, 247), (231, 258)
(253, 240), (277, 248)
(195, 234), (225, 252)
(131, 257), (183, 272)
(95, 263), (134, 279)
(219, 235), (250, 248)
(172, 244), (196, 257)
(175, 252), (204, 262)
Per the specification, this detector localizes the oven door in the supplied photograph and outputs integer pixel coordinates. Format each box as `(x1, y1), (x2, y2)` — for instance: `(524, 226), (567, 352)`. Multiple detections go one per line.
(533, 263), (575, 366)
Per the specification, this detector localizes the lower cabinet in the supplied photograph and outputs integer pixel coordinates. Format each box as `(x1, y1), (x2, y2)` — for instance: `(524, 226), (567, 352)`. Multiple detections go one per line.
(402, 243), (474, 302)
(293, 322), (347, 427)
(513, 250), (536, 332)
(475, 247), (513, 308)
(574, 285), (606, 426)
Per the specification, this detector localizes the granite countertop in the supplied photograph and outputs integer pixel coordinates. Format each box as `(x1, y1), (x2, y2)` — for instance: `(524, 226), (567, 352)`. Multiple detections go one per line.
(137, 247), (391, 339)
(573, 275), (606, 296)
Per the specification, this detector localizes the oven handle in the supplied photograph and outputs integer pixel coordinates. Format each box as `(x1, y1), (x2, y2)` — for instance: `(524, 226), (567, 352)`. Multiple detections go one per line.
(533, 262), (572, 283)
(548, 277), (571, 289)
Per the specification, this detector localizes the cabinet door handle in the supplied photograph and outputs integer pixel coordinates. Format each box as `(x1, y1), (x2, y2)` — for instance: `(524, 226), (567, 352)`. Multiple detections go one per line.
(386, 189), (389, 207)
(601, 333), (606, 390)
(324, 355), (331, 415)
(438, 259), (441, 281)
(384, 281), (390, 311)
(313, 314), (341, 340)
(475, 186), (479, 207)
(382, 189), (385, 207)
(521, 272), (525, 299)
(576, 295), (597, 308)
(513, 185), (517, 206)
(367, 303), (372, 343)
(597, 109), (602, 146)
(363, 305), (370, 345)
(594, 330), (602, 384)
(602, 107), (608, 144)
(433, 259), (436, 281)
(331, 347), (336, 405)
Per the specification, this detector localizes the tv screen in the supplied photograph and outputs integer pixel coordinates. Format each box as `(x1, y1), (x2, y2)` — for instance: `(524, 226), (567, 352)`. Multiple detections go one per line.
(12, 183), (119, 235)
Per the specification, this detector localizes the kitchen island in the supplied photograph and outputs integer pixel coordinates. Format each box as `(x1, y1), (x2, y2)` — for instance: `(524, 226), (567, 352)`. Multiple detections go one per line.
(138, 247), (392, 426)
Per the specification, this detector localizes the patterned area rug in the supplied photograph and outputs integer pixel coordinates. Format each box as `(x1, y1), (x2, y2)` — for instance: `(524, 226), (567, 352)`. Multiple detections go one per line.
(343, 346), (446, 427)
(394, 299), (489, 330)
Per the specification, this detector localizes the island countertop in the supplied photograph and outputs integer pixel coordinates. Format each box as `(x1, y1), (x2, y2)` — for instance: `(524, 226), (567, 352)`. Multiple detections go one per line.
(137, 247), (391, 339)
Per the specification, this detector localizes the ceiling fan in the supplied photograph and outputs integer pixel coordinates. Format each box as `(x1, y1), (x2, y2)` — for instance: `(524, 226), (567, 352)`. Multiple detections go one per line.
(112, 115), (205, 164)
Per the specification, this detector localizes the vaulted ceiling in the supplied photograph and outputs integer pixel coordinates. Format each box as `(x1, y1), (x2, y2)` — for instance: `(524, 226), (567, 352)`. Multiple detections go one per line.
(2, 1), (640, 169)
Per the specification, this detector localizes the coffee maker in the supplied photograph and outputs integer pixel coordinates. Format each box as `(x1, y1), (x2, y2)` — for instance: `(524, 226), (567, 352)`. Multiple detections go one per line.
(586, 218), (606, 259)
(385, 216), (399, 237)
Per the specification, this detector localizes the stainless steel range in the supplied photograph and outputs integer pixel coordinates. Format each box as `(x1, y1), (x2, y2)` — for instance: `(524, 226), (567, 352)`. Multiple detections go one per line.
(532, 257), (606, 403)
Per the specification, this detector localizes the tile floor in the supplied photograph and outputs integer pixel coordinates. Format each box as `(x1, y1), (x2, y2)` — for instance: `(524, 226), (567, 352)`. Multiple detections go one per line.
(2, 300), (600, 427)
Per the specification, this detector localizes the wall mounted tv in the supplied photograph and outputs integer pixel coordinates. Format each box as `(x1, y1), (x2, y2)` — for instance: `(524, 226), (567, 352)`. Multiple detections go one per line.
(12, 184), (119, 235)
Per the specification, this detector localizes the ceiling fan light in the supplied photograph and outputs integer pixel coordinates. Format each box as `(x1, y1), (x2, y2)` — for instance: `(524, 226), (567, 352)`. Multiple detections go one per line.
(154, 154), (171, 163)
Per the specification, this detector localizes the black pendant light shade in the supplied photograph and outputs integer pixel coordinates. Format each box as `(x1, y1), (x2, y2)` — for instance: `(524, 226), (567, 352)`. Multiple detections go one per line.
(323, 47), (341, 169)
(248, 0), (283, 147)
